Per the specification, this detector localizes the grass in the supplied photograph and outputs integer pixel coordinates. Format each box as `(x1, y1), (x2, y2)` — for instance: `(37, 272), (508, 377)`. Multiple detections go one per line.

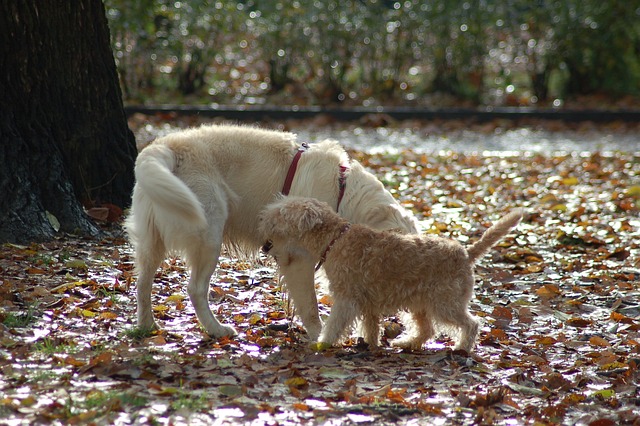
(30, 253), (55, 266)
(95, 286), (122, 303)
(131, 352), (157, 366)
(34, 337), (78, 355)
(170, 389), (210, 412)
(84, 390), (148, 411)
(2, 308), (38, 328)
(50, 390), (150, 422)
(124, 326), (156, 340)
(27, 368), (71, 384)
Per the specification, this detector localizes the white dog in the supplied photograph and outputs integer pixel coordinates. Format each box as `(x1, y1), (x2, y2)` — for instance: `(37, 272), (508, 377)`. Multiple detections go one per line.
(125, 124), (419, 339)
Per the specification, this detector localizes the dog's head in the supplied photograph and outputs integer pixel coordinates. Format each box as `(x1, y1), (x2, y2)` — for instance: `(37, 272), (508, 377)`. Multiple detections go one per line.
(259, 196), (336, 263)
(258, 196), (331, 241)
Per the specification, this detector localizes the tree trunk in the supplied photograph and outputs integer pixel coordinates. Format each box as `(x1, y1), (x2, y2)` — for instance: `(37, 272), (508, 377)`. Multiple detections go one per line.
(0, 1), (137, 243)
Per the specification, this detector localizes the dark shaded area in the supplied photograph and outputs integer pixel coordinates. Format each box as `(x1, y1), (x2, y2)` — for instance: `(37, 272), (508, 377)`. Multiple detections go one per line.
(0, 1), (137, 243)
(124, 105), (640, 123)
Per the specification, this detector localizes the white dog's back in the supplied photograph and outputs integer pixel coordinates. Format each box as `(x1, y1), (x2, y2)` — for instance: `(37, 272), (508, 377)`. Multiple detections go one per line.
(128, 125), (297, 250)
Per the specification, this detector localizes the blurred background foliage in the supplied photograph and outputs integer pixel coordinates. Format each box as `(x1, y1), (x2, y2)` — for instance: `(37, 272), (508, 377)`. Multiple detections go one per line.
(105, 0), (640, 108)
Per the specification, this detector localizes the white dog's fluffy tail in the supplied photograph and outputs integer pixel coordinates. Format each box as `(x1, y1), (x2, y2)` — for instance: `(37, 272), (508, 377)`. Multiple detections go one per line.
(466, 209), (523, 263)
(134, 144), (207, 228)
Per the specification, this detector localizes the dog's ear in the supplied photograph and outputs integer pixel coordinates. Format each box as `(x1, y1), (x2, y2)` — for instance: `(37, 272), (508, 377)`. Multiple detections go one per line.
(257, 205), (282, 239)
(257, 209), (270, 238)
(286, 202), (324, 233)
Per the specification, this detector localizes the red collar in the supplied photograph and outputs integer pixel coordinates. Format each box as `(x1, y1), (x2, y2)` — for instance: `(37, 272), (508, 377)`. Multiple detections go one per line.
(337, 165), (348, 209)
(282, 143), (349, 211)
(316, 223), (350, 271)
(281, 143), (308, 196)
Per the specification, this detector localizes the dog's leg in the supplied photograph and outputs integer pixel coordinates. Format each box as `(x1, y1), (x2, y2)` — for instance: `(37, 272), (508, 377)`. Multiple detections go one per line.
(185, 190), (237, 338)
(318, 298), (358, 345)
(186, 240), (237, 338)
(435, 277), (479, 352)
(135, 233), (166, 332)
(454, 312), (480, 353)
(280, 257), (323, 340)
(391, 310), (434, 351)
(361, 311), (381, 347)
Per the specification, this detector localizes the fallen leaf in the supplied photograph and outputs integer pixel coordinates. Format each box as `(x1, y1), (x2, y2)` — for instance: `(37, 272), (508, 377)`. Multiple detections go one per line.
(589, 336), (610, 347)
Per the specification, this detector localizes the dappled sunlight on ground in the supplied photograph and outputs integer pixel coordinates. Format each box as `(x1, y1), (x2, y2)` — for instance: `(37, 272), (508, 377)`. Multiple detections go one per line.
(1, 118), (638, 424)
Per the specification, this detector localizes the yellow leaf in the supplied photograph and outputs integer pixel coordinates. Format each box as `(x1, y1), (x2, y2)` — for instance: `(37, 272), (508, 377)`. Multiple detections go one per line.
(65, 356), (87, 367)
(625, 185), (640, 198)
(0, 398), (16, 407)
(562, 176), (579, 186)
(550, 203), (567, 212)
(99, 312), (118, 320)
(268, 311), (285, 320)
(153, 305), (169, 312)
(65, 259), (88, 270)
(310, 341), (333, 351)
(285, 377), (308, 388)
(524, 264), (544, 274)
(433, 221), (448, 232)
(81, 309), (97, 318)
(147, 385), (178, 396)
(20, 396), (37, 407)
(599, 361), (627, 371)
(525, 255), (544, 263)
(166, 294), (185, 303)
(51, 281), (87, 293)
(592, 389), (615, 399)
(540, 194), (559, 204)
(248, 313), (262, 325)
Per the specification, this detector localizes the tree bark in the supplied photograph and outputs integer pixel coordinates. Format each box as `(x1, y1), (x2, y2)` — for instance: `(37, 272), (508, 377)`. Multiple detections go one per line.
(0, 1), (137, 243)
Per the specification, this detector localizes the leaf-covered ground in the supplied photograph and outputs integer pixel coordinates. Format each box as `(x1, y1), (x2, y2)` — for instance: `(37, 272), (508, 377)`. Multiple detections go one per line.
(1, 118), (639, 425)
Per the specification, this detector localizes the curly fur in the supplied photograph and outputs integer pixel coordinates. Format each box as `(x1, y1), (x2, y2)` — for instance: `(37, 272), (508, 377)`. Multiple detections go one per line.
(259, 196), (523, 352)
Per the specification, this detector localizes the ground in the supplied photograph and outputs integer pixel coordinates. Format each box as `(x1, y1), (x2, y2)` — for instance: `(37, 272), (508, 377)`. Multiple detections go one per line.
(0, 117), (639, 425)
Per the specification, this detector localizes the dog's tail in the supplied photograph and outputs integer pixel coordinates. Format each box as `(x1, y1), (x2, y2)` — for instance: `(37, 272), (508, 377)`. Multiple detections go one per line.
(466, 209), (523, 263)
(134, 143), (207, 228)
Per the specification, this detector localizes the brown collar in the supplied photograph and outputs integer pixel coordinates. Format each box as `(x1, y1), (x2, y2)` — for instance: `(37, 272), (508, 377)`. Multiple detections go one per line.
(282, 143), (349, 211)
(316, 223), (351, 271)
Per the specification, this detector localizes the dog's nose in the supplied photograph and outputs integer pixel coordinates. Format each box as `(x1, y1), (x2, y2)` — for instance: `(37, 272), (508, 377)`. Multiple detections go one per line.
(262, 240), (273, 253)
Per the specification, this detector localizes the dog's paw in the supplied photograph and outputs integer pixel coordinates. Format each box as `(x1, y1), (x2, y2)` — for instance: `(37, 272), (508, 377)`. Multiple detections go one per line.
(207, 324), (238, 339)
(390, 336), (423, 351)
(304, 323), (322, 342)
